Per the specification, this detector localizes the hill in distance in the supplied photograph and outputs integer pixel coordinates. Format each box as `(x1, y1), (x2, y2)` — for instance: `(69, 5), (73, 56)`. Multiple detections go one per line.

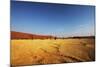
(11, 31), (56, 39)
(11, 31), (95, 39)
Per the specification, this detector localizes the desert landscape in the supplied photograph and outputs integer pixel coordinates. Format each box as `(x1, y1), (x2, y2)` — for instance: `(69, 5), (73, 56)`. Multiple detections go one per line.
(11, 1), (95, 66)
(11, 31), (95, 66)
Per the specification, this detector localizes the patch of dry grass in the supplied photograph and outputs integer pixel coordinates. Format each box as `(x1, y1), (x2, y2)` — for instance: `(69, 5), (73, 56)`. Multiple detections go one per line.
(11, 38), (95, 66)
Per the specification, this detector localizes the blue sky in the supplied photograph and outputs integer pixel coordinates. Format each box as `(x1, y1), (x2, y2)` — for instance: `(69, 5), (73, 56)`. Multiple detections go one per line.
(11, 1), (95, 37)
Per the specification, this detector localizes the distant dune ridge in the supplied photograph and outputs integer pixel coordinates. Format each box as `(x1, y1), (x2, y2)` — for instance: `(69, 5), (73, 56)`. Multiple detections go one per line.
(11, 31), (56, 39)
(11, 31), (95, 39)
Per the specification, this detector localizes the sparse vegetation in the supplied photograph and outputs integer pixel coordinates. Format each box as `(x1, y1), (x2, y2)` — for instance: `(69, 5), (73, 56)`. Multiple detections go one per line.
(11, 38), (95, 66)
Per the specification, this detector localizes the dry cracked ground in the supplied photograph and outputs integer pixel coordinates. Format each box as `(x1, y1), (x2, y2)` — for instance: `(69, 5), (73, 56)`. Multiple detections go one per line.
(11, 38), (95, 66)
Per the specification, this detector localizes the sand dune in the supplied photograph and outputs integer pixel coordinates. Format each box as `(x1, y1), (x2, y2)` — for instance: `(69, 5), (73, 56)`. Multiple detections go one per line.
(11, 31), (55, 39)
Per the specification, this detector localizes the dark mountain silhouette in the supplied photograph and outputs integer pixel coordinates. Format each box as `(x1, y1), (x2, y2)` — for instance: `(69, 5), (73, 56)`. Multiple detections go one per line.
(11, 31), (56, 39)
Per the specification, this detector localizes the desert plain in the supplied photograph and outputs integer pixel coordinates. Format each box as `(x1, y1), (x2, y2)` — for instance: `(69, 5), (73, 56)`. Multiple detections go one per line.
(11, 37), (95, 66)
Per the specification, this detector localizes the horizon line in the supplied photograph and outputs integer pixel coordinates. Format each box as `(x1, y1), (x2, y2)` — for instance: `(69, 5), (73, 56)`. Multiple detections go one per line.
(11, 31), (95, 38)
